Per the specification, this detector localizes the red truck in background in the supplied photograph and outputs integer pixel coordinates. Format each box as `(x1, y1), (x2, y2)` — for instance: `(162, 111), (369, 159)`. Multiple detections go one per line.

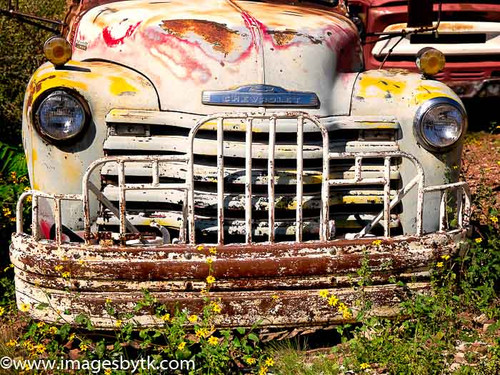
(350, 0), (500, 114)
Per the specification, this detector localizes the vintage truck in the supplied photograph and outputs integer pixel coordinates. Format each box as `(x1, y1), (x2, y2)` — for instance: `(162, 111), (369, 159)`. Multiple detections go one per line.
(8, 0), (470, 329)
(350, 0), (500, 99)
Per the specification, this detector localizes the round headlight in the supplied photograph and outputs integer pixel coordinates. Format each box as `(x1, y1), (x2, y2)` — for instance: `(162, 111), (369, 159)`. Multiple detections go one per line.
(35, 90), (88, 143)
(414, 98), (467, 152)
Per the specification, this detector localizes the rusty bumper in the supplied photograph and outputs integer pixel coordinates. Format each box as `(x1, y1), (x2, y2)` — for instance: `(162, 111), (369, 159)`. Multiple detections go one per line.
(10, 231), (467, 329)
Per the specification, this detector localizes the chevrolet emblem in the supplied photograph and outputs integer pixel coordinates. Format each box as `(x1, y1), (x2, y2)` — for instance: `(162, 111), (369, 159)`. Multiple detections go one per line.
(202, 84), (320, 108)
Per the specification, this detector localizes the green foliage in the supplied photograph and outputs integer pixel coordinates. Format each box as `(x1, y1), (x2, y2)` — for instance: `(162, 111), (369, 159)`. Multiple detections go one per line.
(6, 290), (271, 374)
(0, 0), (66, 144)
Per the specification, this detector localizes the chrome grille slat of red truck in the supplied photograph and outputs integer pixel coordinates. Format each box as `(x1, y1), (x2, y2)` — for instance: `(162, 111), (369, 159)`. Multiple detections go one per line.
(99, 111), (403, 244)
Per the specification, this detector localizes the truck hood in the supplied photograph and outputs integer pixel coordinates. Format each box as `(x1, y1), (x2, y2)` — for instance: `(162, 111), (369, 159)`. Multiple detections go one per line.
(72, 0), (362, 115)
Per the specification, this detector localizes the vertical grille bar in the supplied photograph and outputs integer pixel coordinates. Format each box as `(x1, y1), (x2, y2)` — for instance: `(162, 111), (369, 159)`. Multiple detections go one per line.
(268, 117), (276, 243)
(217, 117), (225, 245)
(32, 195), (39, 240)
(457, 189), (463, 229)
(245, 118), (253, 244)
(383, 156), (391, 238)
(180, 189), (188, 243)
(416, 178), (424, 236)
(321, 127), (330, 241)
(439, 190), (448, 232)
(152, 160), (159, 186)
(118, 160), (127, 243)
(355, 156), (362, 182)
(54, 198), (62, 245)
(296, 116), (304, 242)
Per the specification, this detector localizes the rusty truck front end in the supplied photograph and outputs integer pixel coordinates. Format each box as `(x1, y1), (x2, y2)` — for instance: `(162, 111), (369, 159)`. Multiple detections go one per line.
(11, 0), (470, 329)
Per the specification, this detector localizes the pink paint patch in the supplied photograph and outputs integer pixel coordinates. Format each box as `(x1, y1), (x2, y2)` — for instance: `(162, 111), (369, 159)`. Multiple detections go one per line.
(103, 21), (142, 47)
(142, 27), (212, 84)
(40, 220), (52, 240)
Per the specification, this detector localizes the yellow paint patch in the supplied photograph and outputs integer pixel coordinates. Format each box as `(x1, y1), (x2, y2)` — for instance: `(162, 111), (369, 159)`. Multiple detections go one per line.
(343, 196), (383, 204)
(33, 74), (89, 102)
(357, 76), (407, 99)
(109, 76), (138, 96)
(413, 85), (454, 105)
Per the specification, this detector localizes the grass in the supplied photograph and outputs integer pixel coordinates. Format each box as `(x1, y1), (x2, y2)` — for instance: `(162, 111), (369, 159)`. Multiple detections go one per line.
(0, 134), (498, 374)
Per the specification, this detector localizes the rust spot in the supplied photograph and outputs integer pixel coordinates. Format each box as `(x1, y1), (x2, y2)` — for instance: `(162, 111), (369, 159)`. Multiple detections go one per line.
(161, 19), (240, 54)
(270, 30), (296, 46)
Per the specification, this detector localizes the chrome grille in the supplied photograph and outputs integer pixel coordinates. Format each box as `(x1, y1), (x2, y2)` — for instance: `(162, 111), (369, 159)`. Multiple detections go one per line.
(98, 110), (402, 244)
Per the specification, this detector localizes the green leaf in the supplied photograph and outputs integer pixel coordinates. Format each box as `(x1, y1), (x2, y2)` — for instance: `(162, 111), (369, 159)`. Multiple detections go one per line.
(248, 333), (259, 342)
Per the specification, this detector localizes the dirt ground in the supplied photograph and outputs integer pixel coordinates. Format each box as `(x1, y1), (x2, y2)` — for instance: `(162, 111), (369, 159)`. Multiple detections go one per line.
(462, 131), (500, 208)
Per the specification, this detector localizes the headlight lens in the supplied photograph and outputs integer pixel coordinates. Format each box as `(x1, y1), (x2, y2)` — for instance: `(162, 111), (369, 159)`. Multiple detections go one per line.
(35, 90), (88, 142)
(414, 98), (466, 151)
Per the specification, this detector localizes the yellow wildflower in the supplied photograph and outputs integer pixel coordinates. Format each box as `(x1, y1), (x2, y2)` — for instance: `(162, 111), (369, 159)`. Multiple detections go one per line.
(360, 362), (371, 369)
(206, 257), (214, 265)
(328, 295), (339, 307)
(206, 275), (216, 284)
(319, 289), (329, 298)
(271, 294), (279, 301)
(342, 309), (352, 319)
(19, 303), (30, 312)
(104, 370), (112, 375)
(209, 247), (217, 255)
(61, 271), (71, 278)
(441, 254), (450, 261)
(211, 302), (222, 313)
(177, 341), (186, 350)
(0, 306), (5, 316)
(78, 259), (86, 265)
(10, 171), (17, 180)
(3, 207), (12, 217)
(105, 298), (112, 304)
(54, 265), (63, 272)
(208, 336), (219, 346)
(36, 344), (46, 354)
(161, 313), (170, 322)
(436, 262), (444, 268)
(475, 238), (482, 244)
(115, 320), (122, 328)
(9, 217), (15, 222)
(68, 333), (76, 341)
(491, 216), (498, 223)
(37, 322), (45, 328)
(195, 328), (209, 338)
(188, 314), (198, 323)
(264, 357), (274, 367)
(246, 357), (256, 365)
(6, 339), (17, 347)
(258, 366), (268, 375)
(196, 245), (204, 251)
(49, 327), (58, 335)
(372, 239), (382, 246)
(79, 343), (88, 351)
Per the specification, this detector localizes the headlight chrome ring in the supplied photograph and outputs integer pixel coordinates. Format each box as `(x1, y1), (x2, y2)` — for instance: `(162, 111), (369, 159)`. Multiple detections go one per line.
(414, 97), (467, 152)
(34, 89), (90, 144)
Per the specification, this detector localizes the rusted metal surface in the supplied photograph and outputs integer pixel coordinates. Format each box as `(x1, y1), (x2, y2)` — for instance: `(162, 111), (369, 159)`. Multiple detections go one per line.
(356, 0), (500, 99)
(10, 231), (466, 328)
(16, 0), (472, 329)
(17, 112), (470, 246)
(69, 0), (361, 115)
